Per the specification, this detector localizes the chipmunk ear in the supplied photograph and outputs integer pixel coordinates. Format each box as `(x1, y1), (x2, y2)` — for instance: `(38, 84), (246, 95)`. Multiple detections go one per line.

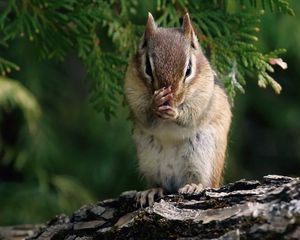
(182, 13), (199, 49)
(182, 13), (193, 37)
(144, 12), (157, 39)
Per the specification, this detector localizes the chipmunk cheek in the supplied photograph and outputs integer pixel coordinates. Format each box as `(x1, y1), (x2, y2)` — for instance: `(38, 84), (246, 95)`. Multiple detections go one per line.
(171, 89), (185, 107)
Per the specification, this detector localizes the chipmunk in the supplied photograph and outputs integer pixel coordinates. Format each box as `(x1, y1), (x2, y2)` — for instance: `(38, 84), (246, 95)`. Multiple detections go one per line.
(124, 13), (231, 206)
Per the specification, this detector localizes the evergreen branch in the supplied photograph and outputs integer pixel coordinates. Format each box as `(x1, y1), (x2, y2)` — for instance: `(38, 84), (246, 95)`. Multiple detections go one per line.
(0, 57), (20, 76)
(240, 0), (295, 15)
(0, 0), (293, 118)
(84, 35), (127, 119)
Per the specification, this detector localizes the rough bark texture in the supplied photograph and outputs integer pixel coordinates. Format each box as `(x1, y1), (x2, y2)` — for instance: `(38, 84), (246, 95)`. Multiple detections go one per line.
(0, 225), (44, 240)
(1, 175), (300, 240)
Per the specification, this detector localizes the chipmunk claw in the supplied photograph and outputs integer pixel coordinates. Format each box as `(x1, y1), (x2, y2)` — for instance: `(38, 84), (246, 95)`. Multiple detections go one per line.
(153, 86), (172, 107)
(152, 86), (178, 120)
(178, 183), (204, 195)
(135, 187), (164, 208)
(157, 105), (178, 119)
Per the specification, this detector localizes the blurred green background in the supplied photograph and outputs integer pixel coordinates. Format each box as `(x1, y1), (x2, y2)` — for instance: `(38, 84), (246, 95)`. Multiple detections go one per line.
(1, 1), (300, 225)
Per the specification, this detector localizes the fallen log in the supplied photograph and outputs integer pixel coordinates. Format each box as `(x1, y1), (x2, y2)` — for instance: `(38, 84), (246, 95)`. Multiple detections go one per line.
(2, 175), (300, 240)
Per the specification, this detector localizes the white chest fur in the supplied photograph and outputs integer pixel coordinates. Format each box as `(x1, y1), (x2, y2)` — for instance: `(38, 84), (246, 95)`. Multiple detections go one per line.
(133, 122), (216, 192)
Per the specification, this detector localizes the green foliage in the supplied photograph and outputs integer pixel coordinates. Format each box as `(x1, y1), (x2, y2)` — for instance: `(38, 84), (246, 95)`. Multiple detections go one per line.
(0, 76), (41, 133)
(0, 75), (95, 224)
(0, 176), (94, 223)
(0, 57), (20, 76)
(0, 0), (293, 116)
(239, 0), (295, 15)
(0, 0), (138, 118)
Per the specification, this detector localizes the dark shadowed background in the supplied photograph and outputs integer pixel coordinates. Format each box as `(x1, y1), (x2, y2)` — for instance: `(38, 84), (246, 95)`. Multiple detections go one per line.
(0, 1), (300, 225)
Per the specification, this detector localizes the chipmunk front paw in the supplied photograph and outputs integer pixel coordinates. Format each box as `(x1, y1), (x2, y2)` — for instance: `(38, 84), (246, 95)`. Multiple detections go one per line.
(157, 105), (178, 120)
(152, 86), (178, 120)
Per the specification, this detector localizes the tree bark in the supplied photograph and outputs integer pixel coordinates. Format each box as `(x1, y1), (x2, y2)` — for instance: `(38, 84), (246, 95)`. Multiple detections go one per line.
(1, 175), (300, 240)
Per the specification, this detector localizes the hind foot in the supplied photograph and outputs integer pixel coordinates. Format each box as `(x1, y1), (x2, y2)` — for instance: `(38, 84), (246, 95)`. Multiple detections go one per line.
(178, 183), (203, 195)
(135, 187), (164, 208)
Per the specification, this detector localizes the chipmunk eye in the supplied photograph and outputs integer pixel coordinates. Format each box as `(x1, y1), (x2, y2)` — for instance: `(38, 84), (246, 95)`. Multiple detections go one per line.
(185, 59), (192, 78)
(145, 54), (154, 82)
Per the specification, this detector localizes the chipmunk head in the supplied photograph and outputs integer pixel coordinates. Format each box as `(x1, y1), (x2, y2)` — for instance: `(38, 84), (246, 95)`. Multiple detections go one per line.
(135, 12), (206, 107)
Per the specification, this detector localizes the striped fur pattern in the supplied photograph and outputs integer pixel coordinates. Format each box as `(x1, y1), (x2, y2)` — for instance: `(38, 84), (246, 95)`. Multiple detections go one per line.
(124, 13), (231, 192)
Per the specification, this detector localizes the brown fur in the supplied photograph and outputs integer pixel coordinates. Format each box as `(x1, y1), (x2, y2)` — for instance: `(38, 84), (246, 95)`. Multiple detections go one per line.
(125, 13), (231, 191)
